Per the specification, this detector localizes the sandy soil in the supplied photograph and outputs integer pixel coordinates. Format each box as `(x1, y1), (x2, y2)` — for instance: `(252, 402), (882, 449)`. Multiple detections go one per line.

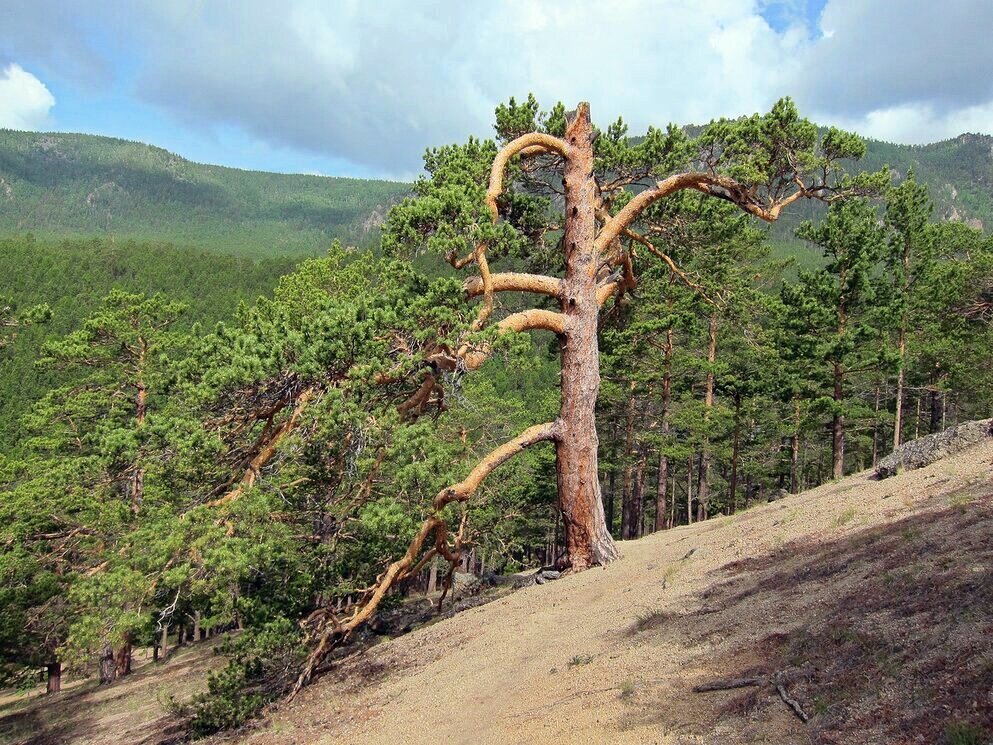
(4, 440), (990, 745)
(231, 439), (993, 745)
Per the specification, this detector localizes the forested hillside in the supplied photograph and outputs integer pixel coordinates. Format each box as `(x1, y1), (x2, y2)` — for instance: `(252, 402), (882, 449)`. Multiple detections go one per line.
(0, 236), (296, 448)
(1, 97), (991, 744)
(2, 128), (992, 260)
(0, 130), (408, 257)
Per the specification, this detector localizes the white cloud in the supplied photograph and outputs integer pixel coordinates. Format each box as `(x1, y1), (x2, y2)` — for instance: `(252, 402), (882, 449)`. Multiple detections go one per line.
(823, 100), (993, 145)
(2, 1), (993, 172)
(0, 63), (55, 130)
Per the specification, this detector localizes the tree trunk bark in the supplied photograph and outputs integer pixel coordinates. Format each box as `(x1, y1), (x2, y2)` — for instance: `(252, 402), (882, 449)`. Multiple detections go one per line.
(99, 644), (116, 685)
(620, 383), (638, 540)
(627, 449), (646, 540)
(832, 362), (845, 480)
(193, 611), (201, 642)
(893, 328), (906, 449)
(872, 383), (881, 466)
(158, 624), (169, 662)
(114, 638), (132, 678)
(427, 555), (438, 594)
(46, 662), (61, 695)
(686, 454), (694, 525)
(729, 393), (742, 512)
(654, 327), (673, 532)
(696, 313), (718, 521)
(555, 103), (618, 569)
(786, 397), (799, 492)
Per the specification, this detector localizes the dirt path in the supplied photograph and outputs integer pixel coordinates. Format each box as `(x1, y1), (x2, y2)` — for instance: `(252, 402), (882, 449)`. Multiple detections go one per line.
(234, 440), (993, 745)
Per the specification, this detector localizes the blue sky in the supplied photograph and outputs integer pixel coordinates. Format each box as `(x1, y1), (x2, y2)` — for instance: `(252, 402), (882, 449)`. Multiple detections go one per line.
(1, 0), (990, 180)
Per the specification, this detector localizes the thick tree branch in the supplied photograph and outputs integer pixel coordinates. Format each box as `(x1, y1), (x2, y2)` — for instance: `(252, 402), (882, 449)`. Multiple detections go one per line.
(464, 272), (563, 299)
(200, 387), (315, 510)
(291, 421), (559, 695)
(471, 132), (570, 329)
(596, 172), (822, 253)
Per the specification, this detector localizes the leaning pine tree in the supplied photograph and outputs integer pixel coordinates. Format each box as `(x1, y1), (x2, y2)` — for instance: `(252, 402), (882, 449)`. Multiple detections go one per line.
(291, 95), (885, 689)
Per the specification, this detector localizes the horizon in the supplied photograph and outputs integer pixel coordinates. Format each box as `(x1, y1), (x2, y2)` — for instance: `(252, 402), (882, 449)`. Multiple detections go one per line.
(2, 120), (990, 183)
(3, 1), (993, 180)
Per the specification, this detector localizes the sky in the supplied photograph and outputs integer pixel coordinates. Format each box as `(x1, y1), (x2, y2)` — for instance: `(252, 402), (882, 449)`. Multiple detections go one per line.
(1, 0), (992, 180)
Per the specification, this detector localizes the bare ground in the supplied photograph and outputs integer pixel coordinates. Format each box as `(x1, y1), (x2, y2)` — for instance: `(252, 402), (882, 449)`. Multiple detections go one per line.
(3, 440), (992, 745)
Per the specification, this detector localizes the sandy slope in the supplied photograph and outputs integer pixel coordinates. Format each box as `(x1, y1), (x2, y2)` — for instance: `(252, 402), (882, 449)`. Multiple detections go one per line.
(235, 439), (993, 745)
(3, 441), (989, 745)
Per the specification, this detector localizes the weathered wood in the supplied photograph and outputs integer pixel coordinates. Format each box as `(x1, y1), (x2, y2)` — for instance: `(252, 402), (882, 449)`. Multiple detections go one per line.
(692, 676), (763, 693)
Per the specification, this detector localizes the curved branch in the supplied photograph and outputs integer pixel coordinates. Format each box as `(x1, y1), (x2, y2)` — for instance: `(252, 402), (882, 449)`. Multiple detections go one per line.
(462, 308), (566, 370)
(291, 421), (559, 695)
(471, 132), (571, 329)
(485, 133), (570, 218)
(199, 387), (315, 510)
(464, 272), (563, 299)
(596, 172), (816, 253)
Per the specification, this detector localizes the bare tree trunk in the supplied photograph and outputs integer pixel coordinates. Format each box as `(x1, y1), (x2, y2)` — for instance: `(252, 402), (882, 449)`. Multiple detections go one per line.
(832, 362), (845, 480)
(555, 103), (618, 569)
(893, 327), (906, 448)
(158, 624), (169, 662)
(46, 662), (61, 695)
(686, 454), (694, 525)
(99, 644), (116, 685)
(654, 327), (674, 532)
(872, 383), (881, 466)
(193, 611), (201, 642)
(627, 449), (646, 540)
(696, 313), (718, 521)
(115, 638), (132, 678)
(620, 384), (638, 539)
(426, 555), (438, 594)
(729, 393), (742, 512)
(790, 397), (801, 494)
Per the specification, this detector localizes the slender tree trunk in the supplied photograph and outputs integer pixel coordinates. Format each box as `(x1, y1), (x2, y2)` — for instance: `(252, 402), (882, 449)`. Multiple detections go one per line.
(620, 384), (638, 539)
(729, 393), (742, 512)
(872, 383), (881, 466)
(555, 103), (618, 569)
(627, 449), (646, 540)
(832, 362), (845, 479)
(605, 465), (616, 537)
(426, 555), (438, 594)
(46, 662), (61, 695)
(686, 454), (694, 525)
(99, 644), (116, 685)
(193, 611), (201, 642)
(654, 327), (673, 532)
(790, 397), (801, 493)
(696, 312), (718, 521)
(158, 624), (169, 662)
(893, 327), (906, 448)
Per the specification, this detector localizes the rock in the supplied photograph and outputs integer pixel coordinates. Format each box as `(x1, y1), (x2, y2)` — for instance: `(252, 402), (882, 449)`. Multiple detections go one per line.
(767, 488), (790, 503)
(451, 571), (483, 598)
(876, 418), (993, 479)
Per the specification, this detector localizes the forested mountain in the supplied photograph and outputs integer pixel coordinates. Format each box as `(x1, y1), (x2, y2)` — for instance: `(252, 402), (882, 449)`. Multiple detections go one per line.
(1, 98), (991, 743)
(0, 130), (409, 257)
(1, 128), (992, 260)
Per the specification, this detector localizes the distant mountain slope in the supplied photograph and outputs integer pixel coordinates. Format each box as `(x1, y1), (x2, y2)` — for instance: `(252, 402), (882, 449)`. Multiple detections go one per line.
(0, 128), (989, 260)
(0, 130), (409, 257)
(769, 132), (993, 241)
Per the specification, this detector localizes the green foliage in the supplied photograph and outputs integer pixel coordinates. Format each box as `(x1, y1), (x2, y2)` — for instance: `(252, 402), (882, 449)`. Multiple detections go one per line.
(176, 619), (306, 737)
(0, 130), (408, 257)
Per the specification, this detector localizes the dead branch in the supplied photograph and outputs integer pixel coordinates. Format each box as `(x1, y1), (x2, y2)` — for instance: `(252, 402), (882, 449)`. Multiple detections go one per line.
(692, 676), (763, 693)
(776, 681), (810, 723)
